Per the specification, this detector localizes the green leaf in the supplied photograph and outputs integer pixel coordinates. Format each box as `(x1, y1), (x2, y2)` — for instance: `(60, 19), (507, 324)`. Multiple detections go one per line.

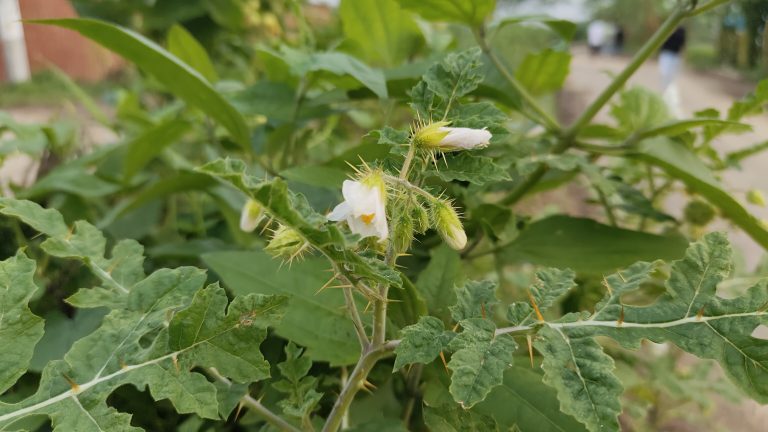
(474, 365), (589, 432)
(635, 138), (768, 250)
(610, 87), (670, 133)
(169, 284), (287, 383)
(393, 316), (454, 370)
(427, 153), (510, 185)
(122, 119), (191, 180)
(416, 245), (464, 322)
(262, 46), (388, 99)
(339, 0), (421, 67)
(516, 49), (570, 95)
(535, 326), (623, 432)
(500, 215), (688, 274)
(450, 280), (498, 322)
(33, 18), (249, 147)
(447, 319), (516, 408)
(166, 24), (218, 82)
(203, 251), (364, 365)
(0, 252), (44, 393)
(637, 118), (751, 140)
(507, 268), (576, 326)
(423, 48), (484, 101)
(423, 404), (499, 431)
(273, 342), (323, 421)
(497, 16), (578, 41)
(396, 0), (496, 26)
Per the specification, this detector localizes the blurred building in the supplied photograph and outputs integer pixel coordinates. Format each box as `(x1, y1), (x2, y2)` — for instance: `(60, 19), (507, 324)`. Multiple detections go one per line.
(0, 0), (121, 83)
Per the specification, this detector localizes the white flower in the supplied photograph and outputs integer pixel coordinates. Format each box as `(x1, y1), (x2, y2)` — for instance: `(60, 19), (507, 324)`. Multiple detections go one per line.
(239, 199), (264, 232)
(437, 126), (492, 150)
(327, 179), (388, 240)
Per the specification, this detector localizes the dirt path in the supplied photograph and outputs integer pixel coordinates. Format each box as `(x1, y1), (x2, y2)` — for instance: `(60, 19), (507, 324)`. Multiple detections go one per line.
(565, 47), (768, 431)
(565, 47), (768, 269)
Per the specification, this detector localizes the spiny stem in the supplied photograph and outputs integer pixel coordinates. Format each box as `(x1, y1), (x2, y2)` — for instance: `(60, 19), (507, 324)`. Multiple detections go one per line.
(208, 368), (301, 432)
(320, 344), (397, 432)
(343, 286), (370, 347)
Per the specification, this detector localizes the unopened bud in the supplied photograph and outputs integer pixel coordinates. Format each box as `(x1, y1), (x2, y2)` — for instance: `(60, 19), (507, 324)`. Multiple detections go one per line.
(413, 204), (430, 234)
(239, 199), (265, 232)
(433, 200), (467, 250)
(683, 200), (716, 226)
(265, 225), (309, 261)
(392, 212), (414, 254)
(414, 121), (491, 151)
(747, 189), (766, 207)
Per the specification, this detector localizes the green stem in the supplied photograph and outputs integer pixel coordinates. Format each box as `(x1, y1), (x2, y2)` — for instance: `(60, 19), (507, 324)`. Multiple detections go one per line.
(595, 185), (618, 227)
(320, 343), (397, 432)
(500, 4), (694, 206)
(475, 28), (560, 132)
(208, 368), (301, 432)
(563, 7), (689, 137)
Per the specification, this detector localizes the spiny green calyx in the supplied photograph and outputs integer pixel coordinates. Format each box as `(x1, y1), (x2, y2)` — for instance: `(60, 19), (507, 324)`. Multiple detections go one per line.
(433, 199), (467, 250)
(266, 225), (310, 262)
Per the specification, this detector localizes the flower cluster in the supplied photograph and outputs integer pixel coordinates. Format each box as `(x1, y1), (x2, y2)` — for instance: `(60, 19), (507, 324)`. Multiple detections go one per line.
(324, 121), (491, 251)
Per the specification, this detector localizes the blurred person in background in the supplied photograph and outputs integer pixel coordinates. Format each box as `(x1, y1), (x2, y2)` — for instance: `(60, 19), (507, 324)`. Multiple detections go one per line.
(587, 20), (606, 55)
(659, 26), (686, 116)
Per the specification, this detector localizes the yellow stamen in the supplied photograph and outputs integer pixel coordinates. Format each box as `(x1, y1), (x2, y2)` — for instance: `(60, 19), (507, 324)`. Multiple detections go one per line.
(361, 213), (375, 225)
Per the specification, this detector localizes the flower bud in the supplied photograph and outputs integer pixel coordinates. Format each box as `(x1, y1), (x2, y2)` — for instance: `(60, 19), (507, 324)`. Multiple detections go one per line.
(391, 211), (414, 254)
(683, 200), (715, 226)
(413, 121), (491, 151)
(412, 204), (430, 234)
(433, 200), (467, 250)
(747, 189), (766, 207)
(239, 199), (265, 232)
(265, 225), (309, 261)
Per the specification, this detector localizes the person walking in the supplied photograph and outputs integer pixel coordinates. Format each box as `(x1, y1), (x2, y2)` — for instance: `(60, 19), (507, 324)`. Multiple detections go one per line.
(659, 26), (687, 116)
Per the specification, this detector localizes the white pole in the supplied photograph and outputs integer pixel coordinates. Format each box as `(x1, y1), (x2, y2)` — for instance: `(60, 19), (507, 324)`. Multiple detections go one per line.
(0, 0), (30, 82)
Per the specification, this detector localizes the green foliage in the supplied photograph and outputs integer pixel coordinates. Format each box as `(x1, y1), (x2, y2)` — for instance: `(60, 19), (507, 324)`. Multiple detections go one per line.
(33, 18), (249, 148)
(0, 199), (286, 431)
(273, 343), (323, 422)
(395, 0), (496, 26)
(516, 49), (571, 95)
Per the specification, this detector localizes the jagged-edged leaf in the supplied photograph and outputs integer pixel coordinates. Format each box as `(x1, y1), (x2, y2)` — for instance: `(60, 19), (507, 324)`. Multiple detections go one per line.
(203, 250), (364, 365)
(273, 342), (323, 420)
(447, 319), (516, 408)
(0, 198), (146, 305)
(427, 153), (510, 185)
(450, 280), (498, 322)
(508, 268), (576, 326)
(0, 252), (44, 393)
(394, 316), (454, 370)
(198, 158), (401, 288)
(535, 326), (623, 432)
(169, 284), (287, 383)
(610, 87), (670, 133)
(423, 48), (483, 101)
(0, 200), (286, 430)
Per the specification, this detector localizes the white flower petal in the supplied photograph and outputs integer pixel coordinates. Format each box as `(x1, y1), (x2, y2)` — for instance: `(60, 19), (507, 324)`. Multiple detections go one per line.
(327, 202), (352, 221)
(439, 127), (492, 150)
(348, 215), (383, 239)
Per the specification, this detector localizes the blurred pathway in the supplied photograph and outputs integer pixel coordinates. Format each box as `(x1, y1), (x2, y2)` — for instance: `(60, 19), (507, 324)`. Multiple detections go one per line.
(565, 46), (768, 431)
(565, 46), (768, 269)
